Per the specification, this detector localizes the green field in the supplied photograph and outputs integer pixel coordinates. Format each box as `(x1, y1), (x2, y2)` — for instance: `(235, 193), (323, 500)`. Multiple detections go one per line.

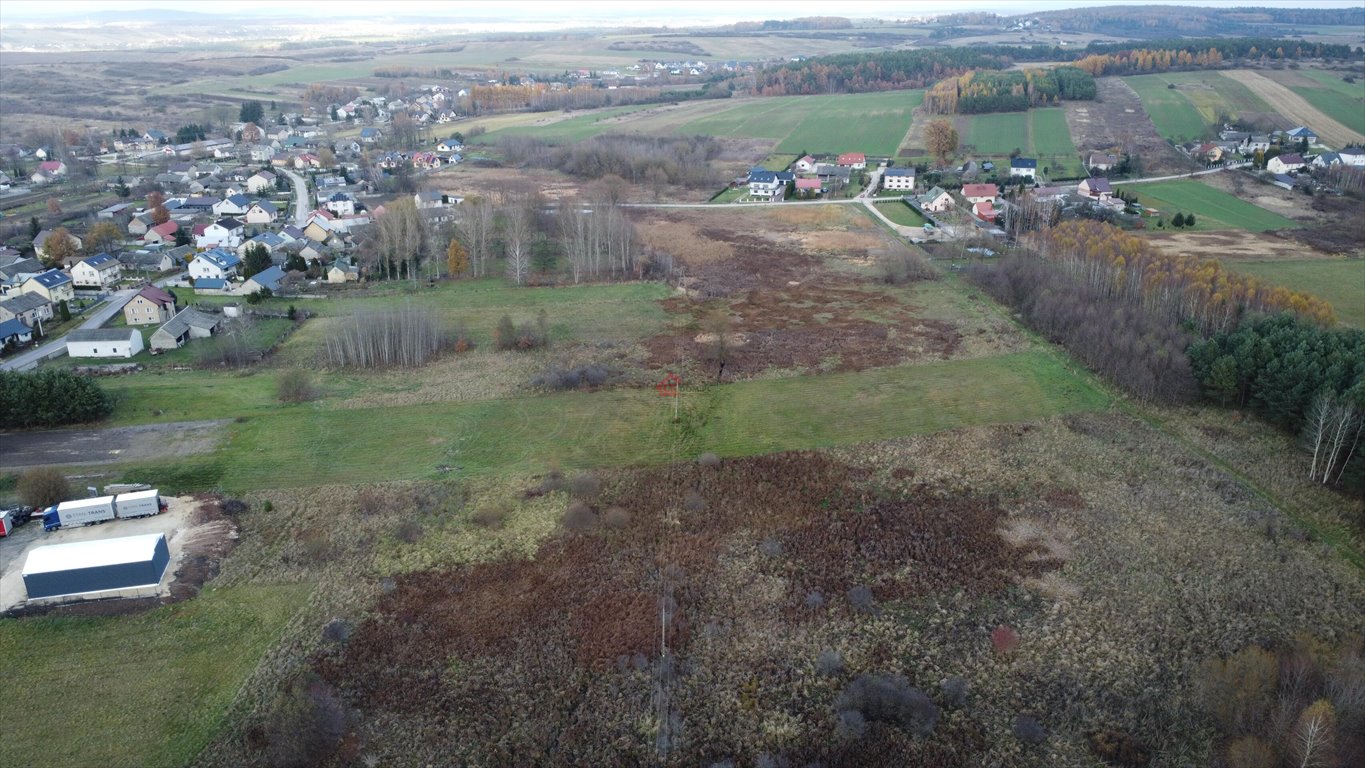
(1290, 74), (1365, 136)
(1126, 75), (1211, 142)
(1134, 180), (1300, 232)
(107, 351), (1107, 492)
(952, 108), (1082, 178)
(0, 584), (311, 768)
(468, 104), (655, 143)
(1230, 259), (1365, 326)
(874, 200), (928, 227)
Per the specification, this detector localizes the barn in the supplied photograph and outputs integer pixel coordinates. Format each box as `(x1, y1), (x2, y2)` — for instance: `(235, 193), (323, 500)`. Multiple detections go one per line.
(66, 327), (144, 358)
(21, 533), (170, 600)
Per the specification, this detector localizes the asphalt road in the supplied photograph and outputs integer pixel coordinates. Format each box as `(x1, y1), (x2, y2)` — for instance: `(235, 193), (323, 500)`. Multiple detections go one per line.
(281, 168), (310, 225)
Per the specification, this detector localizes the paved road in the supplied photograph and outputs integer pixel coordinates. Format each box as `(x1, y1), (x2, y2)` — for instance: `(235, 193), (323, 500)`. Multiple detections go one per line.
(1, 274), (180, 372)
(281, 168), (310, 225)
(1112, 162), (1251, 186)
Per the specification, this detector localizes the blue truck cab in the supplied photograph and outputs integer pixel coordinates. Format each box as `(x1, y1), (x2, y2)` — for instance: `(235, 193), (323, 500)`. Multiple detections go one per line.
(42, 506), (61, 532)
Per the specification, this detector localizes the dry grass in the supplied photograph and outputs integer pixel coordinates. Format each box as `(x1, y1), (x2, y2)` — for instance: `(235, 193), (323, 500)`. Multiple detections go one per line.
(1222, 69), (1365, 148)
(636, 218), (736, 265)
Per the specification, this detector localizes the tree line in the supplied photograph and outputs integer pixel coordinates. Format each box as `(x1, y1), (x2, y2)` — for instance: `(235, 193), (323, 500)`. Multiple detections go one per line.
(1027, 221), (1334, 335)
(498, 134), (723, 189)
(923, 67), (1095, 115)
(1189, 315), (1365, 494)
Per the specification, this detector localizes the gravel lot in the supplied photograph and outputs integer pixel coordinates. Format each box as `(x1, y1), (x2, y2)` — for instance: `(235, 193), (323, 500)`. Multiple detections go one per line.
(0, 420), (229, 469)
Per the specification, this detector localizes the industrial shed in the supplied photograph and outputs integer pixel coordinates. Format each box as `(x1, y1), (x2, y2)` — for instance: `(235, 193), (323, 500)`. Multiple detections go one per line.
(21, 533), (170, 601)
(66, 327), (144, 358)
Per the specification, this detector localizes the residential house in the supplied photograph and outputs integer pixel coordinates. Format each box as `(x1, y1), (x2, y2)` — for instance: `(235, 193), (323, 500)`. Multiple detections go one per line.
(793, 177), (823, 198)
(436, 138), (463, 153)
(1241, 135), (1272, 154)
(1087, 152), (1118, 171)
(189, 248), (242, 281)
(881, 167), (916, 192)
(245, 200), (279, 225)
(327, 258), (360, 283)
(1270, 174), (1296, 191)
(36, 160), (66, 178)
(197, 219), (245, 250)
(241, 265), (285, 295)
(1337, 148), (1365, 167)
(0, 292), (54, 328)
(21, 269), (74, 304)
(1312, 152), (1342, 168)
(747, 170), (787, 202)
(213, 193), (252, 218)
(793, 155), (817, 174)
(324, 192), (356, 216)
(177, 196), (218, 215)
(279, 225), (306, 243)
(123, 283), (178, 325)
(143, 221), (180, 245)
(150, 307), (222, 351)
(813, 164), (852, 186)
(66, 327), (144, 359)
(300, 241), (334, 263)
(33, 229), (83, 260)
(1267, 153), (1306, 174)
(294, 153), (322, 170)
(238, 232), (286, 259)
(128, 213), (154, 237)
(913, 186), (954, 214)
(1283, 126), (1318, 145)
(413, 190), (447, 210)
(142, 129), (168, 145)
(972, 200), (998, 223)
(1078, 177), (1113, 201)
(961, 183), (999, 204)
(359, 127), (383, 144)
(246, 171), (277, 194)
(836, 152), (866, 170)
(0, 318), (34, 348)
(0, 258), (46, 295)
(1009, 157), (1038, 180)
(71, 253), (121, 290)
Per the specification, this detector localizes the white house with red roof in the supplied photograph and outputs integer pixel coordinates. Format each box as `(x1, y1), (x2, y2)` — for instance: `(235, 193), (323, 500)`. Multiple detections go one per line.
(836, 152), (867, 170)
(961, 183), (999, 204)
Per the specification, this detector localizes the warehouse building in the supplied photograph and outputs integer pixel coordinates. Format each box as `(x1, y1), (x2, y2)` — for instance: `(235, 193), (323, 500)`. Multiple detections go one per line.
(22, 533), (170, 601)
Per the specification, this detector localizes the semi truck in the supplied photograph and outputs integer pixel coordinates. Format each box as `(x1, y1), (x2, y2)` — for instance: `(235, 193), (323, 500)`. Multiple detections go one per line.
(1, 506), (36, 537)
(41, 490), (166, 531)
(42, 496), (116, 531)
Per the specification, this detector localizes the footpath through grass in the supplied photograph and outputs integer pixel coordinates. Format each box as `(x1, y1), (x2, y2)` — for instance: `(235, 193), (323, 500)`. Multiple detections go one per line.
(1135, 180), (1299, 232)
(132, 350), (1108, 492)
(0, 583), (312, 768)
(1230, 259), (1365, 326)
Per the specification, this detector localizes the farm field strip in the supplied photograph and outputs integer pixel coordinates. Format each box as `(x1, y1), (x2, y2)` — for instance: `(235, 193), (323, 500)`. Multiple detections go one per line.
(1221, 69), (1365, 148)
(1135, 180), (1300, 232)
(174, 351), (1108, 491)
(1125, 74), (1209, 142)
(1229, 259), (1365, 327)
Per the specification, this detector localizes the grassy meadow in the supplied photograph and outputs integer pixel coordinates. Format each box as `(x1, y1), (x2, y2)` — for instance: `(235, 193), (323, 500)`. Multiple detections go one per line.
(1230, 259), (1365, 326)
(1134, 180), (1300, 231)
(1125, 74), (1211, 142)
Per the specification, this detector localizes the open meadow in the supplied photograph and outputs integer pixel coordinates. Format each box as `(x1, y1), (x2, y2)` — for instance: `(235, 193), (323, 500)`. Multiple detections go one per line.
(1229, 259), (1365, 327)
(1133, 179), (1301, 232)
(1124, 75), (1211, 142)
(900, 108), (1083, 178)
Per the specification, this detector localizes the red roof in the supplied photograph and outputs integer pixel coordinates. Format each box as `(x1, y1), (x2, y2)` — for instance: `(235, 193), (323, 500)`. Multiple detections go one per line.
(137, 284), (175, 305)
(1277, 153), (1305, 164)
(38, 161), (64, 172)
(149, 221), (178, 236)
(973, 200), (997, 221)
(795, 178), (822, 189)
(962, 183), (998, 198)
(836, 152), (866, 165)
(192, 223), (208, 236)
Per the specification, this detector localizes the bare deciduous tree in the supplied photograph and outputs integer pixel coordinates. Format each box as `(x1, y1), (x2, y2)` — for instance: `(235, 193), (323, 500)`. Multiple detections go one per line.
(502, 202), (532, 286)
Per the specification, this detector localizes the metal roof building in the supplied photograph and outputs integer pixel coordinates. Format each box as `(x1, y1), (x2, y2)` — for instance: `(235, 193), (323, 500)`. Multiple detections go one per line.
(22, 533), (170, 600)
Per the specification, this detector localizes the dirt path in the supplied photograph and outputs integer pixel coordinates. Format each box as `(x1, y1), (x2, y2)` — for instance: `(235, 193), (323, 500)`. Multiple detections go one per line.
(0, 419), (230, 468)
(1222, 70), (1365, 148)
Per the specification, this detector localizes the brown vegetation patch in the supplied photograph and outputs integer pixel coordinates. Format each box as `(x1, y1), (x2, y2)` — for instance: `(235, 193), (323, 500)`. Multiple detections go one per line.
(636, 216), (736, 265)
(318, 452), (1048, 718)
(1066, 78), (1194, 176)
(645, 283), (962, 377)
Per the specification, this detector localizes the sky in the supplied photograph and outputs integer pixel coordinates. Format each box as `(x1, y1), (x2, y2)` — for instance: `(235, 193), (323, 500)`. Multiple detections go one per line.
(3, 0), (1362, 23)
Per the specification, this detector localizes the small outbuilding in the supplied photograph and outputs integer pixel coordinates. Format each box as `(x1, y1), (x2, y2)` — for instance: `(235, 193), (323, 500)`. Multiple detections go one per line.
(22, 533), (170, 600)
(66, 327), (144, 358)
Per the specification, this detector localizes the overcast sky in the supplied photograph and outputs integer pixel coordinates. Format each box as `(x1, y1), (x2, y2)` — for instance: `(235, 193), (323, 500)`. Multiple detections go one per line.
(4, 0), (1362, 23)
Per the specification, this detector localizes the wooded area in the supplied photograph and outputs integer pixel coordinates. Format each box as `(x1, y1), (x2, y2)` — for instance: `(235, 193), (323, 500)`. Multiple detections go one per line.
(923, 67), (1096, 115)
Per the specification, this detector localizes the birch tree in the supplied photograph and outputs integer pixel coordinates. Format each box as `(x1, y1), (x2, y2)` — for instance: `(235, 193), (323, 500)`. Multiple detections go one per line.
(502, 203), (532, 286)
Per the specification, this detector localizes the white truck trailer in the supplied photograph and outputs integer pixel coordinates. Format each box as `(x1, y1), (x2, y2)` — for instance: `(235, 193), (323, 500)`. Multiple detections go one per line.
(42, 496), (117, 531)
(114, 489), (166, 520)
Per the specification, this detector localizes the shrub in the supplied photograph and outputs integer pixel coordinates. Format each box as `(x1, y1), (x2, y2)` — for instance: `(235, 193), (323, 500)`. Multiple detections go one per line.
(804, 590), (826, 609)
(817, 650), (845, 676)
(394, 519), (423, 544)
(1224, 736), (1276, 768)
(532, 364), (613, 391)
(322, 619), (352, 644)
(323, 306), (443, 368)
(991, 625), (1020, 655)
(277, 368), (319, 403)
(879, 248), (935, 285)
(494, 313), (548, 352)
(759, 536), (783, 557)
(683, 490), (706, 512)
(569, 472), (601, 498)
(470, 505), (508, 529)
(563, 500), (597, 531)
(244, 672), (348, 768)
(1088, 729), (1152, 767)
(942, 676), (970, 709)
(697, 452), (721, 467)
(1014, 714), (1047, 745)
(835, 674), (939, 738)
(847, 584), (878, 614)
(17, 467), (70, 508)
(601, 505), (630, 529)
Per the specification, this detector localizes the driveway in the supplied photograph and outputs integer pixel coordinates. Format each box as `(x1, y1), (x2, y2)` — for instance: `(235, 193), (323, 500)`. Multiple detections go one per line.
(280, 168), (310, 225)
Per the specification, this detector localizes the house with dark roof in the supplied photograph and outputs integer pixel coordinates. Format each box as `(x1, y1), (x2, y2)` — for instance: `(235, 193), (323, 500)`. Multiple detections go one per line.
(21, 269), (74, 304)
(882, 167), (916, 192)
(71, 253), (122, 289)
(1078, 177), (1112, 201)
(0, 317), (34, 348)
(1009, 157), (1038, 180)
(213, 193), (252, 218)
(33, 229), (82, 260)
(196, 219), (245, 249)
(241, 265), (285, 296)
(0, 292), (54, 328)
(245, 199), (278, 225)
(150, 307), (222, 351)
(189, 248), (242, 281)
(1267, 153), (1306, 174)
(123, 283), (178, 326)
